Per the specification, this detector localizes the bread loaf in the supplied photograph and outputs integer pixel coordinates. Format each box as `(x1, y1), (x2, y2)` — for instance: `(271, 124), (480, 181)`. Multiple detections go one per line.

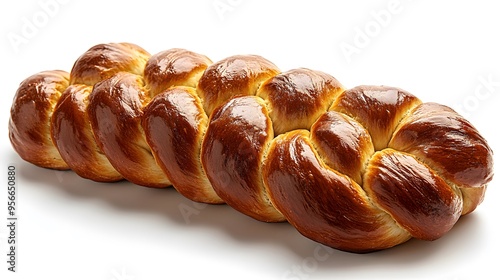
(8, 43), (494, 252)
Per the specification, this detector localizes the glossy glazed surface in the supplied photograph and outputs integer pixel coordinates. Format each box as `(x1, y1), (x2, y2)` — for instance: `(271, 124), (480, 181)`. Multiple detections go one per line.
(8, 42), (495, 253)
(9, 70), (70, 169)
(257, 68), (344, 135)
(144, 48), (212, 96)
(70, 43), (150, 86)
(310, 111), (374, 184)
(88, 72), (170, 188)
(263, 130), (410, 252)
(364, 149), (462, 240)
(51, 84), (123, 182)
(202, 96), (284, 222)
(389, 102), (494, 188)
(197, 55), (280, 115)
(331, 85), (422, 150)
(143, 87), (222, 203)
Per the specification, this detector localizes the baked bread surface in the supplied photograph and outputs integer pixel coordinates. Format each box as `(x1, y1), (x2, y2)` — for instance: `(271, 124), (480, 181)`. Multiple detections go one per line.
(9, 43), (493, 252)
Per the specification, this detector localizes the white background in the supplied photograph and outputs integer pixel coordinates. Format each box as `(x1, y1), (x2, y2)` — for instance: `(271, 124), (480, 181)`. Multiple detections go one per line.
(1, 0), (499, 279)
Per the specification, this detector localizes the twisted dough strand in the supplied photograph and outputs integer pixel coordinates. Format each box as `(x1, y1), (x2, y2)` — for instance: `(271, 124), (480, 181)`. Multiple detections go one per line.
(8, 43), (493, 252)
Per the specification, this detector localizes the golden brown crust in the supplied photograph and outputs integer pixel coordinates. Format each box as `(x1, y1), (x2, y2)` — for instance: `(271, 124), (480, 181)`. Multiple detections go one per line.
(8, 43), (495, 253)
(143, 87), (222, 203)
(51, 84), (123, 182)
(331, 85), (422, 150)
(9, 70), (70, 169)
(70, 43), (150, 86)
(310, 111), (374, 185)
(144, 48), (212, 96)
(201, 96), (284, 222)
(257, 68), (344, 135)
(364, 149), (463, 240)
(88, 72), (170, 188)
(460, 186), (486, 215)
(262, 131), (410, 252)
(197, 55), (280, 115)
(389, 102), (494, 188)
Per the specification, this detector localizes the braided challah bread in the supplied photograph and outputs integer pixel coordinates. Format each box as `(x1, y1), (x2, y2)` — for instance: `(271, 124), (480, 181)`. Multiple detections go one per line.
(9, 43), (493, 252)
